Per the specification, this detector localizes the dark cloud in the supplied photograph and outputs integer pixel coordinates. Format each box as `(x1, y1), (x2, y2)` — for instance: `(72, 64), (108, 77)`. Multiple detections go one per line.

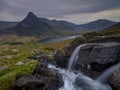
(54, 0), (120, 14)
(0, 0), (26, 15)
(0, 0), (120, 23)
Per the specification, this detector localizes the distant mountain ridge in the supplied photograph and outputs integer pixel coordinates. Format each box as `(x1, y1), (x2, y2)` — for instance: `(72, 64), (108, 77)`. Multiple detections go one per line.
(0, 12), (117, 37)
(100, 22), (120, 34)
(77, 19), (116, 32)
(103, 22), (120, 31)
(0, 21), (18, 30)
(83, 22), (120, 39)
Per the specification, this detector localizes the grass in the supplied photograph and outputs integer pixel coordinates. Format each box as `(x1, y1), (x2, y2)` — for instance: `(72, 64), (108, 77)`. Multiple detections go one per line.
(0, 62), (38, 90)
(0, 38), (73, 90)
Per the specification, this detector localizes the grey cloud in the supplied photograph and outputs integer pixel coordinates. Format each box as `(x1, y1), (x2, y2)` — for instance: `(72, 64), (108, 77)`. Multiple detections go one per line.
(1, 0), (120, 16)
(0, 0), (120, 23)
(58, 0), (120, 14)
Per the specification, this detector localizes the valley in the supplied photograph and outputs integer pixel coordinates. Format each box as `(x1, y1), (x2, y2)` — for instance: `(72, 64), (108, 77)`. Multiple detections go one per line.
(0, 11), (120, 90)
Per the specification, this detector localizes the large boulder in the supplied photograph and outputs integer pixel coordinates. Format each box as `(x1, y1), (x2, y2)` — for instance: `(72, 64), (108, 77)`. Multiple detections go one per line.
(14, 74), (44, 90)
(14, 63), (63, 90)
(54, 49), (66, 59)
(110, 68), (120, 90)
(54, 49), (68, 68)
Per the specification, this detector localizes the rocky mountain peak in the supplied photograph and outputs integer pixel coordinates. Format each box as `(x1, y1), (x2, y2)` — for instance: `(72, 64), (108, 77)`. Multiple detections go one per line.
(27, 12), (37, 18)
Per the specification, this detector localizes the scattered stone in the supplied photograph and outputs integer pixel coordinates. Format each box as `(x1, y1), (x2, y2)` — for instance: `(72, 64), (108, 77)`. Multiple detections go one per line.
(0, 65), (7, 71)
(15, 62), (24, 66)
(11, 49), (19, 53)
(2, 55), (12, 59)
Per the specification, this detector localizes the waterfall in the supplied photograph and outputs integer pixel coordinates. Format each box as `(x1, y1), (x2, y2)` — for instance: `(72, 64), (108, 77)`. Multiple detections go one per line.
(97, 62), (120, 83)
(48, 43), (120, 90)
(67, 42), (120, 72)
(67, 44), (86, 72)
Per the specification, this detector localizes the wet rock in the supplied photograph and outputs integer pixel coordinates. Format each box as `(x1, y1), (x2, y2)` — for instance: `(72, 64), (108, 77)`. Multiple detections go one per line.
(75, 74), (113, 90)
(34, 63), (64, 89)
(110, 68), (120, 90)
(64, 37), (85, 56)
(78, 44), (120, 64)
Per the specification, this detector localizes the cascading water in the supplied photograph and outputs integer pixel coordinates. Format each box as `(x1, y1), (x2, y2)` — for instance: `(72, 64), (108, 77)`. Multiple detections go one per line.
(67, 44), (86, 72)
(48, 42), (120, 90)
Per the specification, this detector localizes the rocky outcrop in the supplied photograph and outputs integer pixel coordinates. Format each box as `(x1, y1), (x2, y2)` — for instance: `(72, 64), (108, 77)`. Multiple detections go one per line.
(78, 44), (120, 64)
(64, 37), (85, 56)
(14, 62), (63, 90)
(75, 36), (120, 90)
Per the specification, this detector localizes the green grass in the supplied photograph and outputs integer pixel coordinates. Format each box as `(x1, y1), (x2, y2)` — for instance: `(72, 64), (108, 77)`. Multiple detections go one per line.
(0, 38), (73, 90)
(0, 62), (38, 90)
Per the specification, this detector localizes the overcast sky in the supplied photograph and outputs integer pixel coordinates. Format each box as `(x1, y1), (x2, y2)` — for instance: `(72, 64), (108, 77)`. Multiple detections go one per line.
(0, 0), (120, 24)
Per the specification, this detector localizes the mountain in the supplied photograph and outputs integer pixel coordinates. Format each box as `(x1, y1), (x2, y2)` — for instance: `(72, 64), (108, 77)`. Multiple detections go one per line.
(0, 12), (117, 38)
(0, 21), (18, 30)
(0, 12), (76, 37)
(48, 19), (117, 33)
(83, 22), (120, 40)
(51, 20), (76, 29)
(77, 19), (116, 32)
(100, 22), (120, 35)
(104, 22), (120, 31)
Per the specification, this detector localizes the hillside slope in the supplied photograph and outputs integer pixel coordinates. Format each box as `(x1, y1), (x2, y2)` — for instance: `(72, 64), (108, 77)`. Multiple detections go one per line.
(83, 22), (120, 40)
(77, 19), (116, 32)
(0, 12), (77, 37)
(0, 21), (18, 30)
